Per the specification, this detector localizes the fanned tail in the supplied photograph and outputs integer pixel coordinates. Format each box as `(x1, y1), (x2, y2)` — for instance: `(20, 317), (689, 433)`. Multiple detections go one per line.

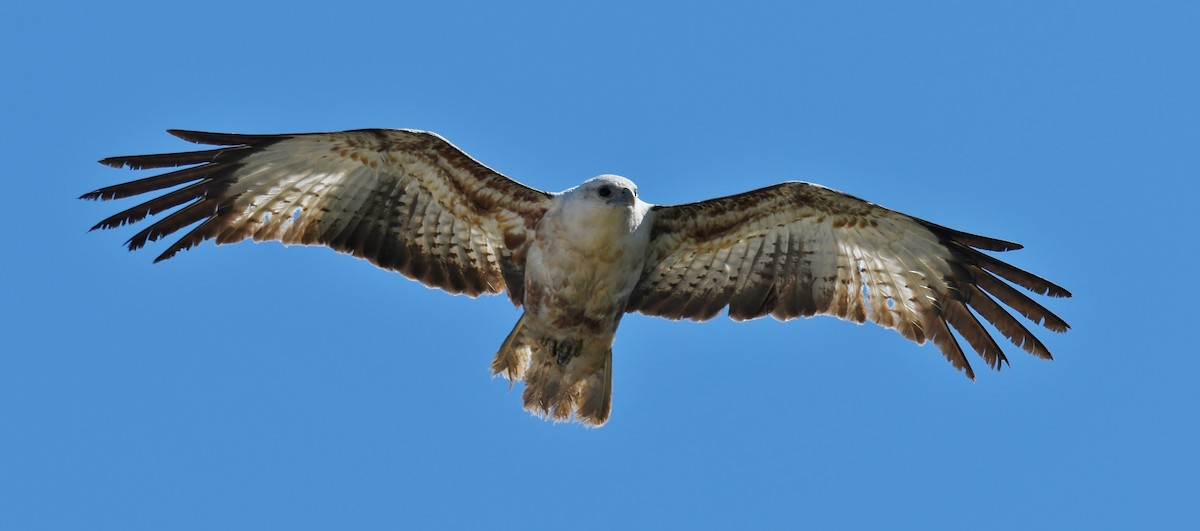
(491, 315), (614, 426)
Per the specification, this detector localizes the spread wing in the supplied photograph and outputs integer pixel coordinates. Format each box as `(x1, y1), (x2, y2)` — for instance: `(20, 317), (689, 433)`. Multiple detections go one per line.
(627, 182), (1071, 378)
(83, 129), (553, 302)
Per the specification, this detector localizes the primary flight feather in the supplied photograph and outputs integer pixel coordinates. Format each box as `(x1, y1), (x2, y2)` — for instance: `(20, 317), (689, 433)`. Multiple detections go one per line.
(84, 128), (1071, 426)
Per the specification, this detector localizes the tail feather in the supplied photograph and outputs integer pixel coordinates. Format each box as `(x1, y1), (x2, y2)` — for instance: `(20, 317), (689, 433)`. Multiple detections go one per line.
(490, 314), (531, 384)
(492, 315), (614, 426)
(576, 352), (612, 424)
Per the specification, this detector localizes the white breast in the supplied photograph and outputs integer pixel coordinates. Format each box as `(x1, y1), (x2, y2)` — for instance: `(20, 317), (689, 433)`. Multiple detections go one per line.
(523, 190), (655, 332)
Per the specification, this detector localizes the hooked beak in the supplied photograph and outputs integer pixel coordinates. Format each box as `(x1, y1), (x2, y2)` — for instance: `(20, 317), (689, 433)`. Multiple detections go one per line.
(607, 188), (634, 207)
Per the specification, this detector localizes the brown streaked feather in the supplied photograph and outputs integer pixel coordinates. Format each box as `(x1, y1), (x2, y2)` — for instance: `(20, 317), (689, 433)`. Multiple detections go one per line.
(85, 129), (553, 301)
(728, 235), (780, 321)
(629, 181), (1070, 377)
(519, 341), (614, 427)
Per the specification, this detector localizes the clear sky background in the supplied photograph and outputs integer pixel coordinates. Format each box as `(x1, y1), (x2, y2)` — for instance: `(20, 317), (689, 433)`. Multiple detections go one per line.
(2, 1), (1196, 529)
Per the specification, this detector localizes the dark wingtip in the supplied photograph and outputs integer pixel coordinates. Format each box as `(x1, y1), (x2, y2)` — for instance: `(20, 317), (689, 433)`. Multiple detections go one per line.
(166, 129), (206, 142)
(1051, 286), (1073, 299)
(973, 238), (1024, 252)
(920, 219), (1025, 252)
(1037, 281), (1072, 299)
(98, 157), (129, 169)
(168, 129), (278, 146)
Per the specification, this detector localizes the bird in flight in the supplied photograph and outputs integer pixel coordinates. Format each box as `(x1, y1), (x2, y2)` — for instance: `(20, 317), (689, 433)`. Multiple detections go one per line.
(84, 129), (1071, 426)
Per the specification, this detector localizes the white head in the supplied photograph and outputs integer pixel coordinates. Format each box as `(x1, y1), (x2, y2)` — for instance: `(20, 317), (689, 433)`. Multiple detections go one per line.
(554, 175), (651, 234)
(564, 174), (639, 208)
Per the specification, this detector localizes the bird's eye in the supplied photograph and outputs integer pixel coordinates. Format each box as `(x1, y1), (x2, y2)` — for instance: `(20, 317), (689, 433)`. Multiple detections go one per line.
(598, 186), (612, 198)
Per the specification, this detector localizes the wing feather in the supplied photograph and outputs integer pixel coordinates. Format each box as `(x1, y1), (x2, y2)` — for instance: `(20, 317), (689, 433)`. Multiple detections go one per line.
(82, 163), (230, 202)
(629, 182), (1070, 377)
(925, 312), (974, 379)
(961, 283), (1053, 360)
(98, 147), (251, 170)
(84, 129), (553, 301)
(967, 264), (1070, 333)
(167, 129), (280, 146)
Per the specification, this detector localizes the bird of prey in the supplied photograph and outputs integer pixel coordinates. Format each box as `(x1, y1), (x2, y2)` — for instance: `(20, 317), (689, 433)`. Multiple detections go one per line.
(83, 129), (1071, 426)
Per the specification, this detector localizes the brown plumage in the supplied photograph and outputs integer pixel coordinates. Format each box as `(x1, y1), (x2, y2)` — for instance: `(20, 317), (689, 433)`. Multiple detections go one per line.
(626, 183), (1070, 380)
(84, 129), (1072, 426)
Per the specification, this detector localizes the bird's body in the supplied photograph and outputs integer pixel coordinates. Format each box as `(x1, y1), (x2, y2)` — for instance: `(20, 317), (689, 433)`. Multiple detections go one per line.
(494, 176), (653, 423)
(84, 128), (1071, 426)
(525, 176), (652, 337)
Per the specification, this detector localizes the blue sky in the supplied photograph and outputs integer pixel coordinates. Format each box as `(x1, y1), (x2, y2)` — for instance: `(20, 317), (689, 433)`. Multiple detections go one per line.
(2, 1), (1197, 529)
